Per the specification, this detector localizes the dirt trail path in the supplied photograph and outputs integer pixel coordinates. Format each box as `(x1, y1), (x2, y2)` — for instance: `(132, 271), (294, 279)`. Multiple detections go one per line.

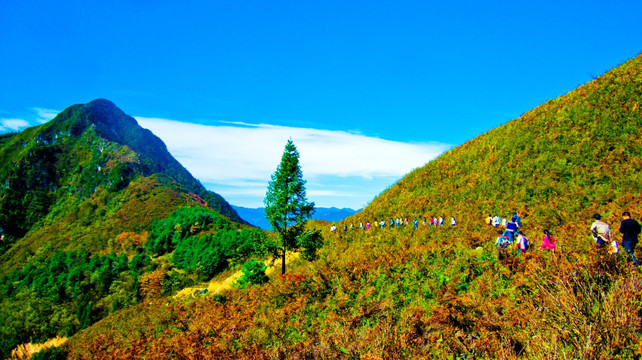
(174, 252), (300, 299)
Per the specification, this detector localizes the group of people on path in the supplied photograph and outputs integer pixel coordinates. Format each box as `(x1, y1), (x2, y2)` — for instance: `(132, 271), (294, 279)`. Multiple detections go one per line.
(331, 215), (457, 233)
(491, 212), (537, 252)
(491, 210), (641, 266)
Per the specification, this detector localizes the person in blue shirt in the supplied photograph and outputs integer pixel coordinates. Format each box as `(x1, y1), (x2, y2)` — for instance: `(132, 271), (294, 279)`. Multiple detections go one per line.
(513, 212), (522, 228)
(413, 218), (418, 229)
(619, 211), (641, 265)
(505, 216), (518, 243)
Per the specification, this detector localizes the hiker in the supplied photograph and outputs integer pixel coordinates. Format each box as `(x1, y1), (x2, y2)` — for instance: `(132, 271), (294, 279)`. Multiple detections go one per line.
(360, 222), (364, 230)
(405, 218), (409, 226)
(343, 224), (347, 233)
(501, 217), (507, 228)
(413, 218), (418, 229)
(390, 218), (394, 228)
(513, 212), (522, 228)
(492, 215), (501, 227)
(434, 217), (439, 227)
(429, 216), (434, 227)
(451, 216), (456, 226)
(423, 217), (427, 226)
(396, 218), (400, 228)
(540, 229), (556, 250)
(495, 230), (511, 249)
(380, 220), (385, 230)
(619, 211), (641, 265)
(486, 214), (492, 226)
(590, 213), (612, 248)
(366, 222), (371, 229)
(505, 216), (518, 243)
(516, 231), (529, 252)
(439, 216), (444, 227)
(330, 225), (336, 232)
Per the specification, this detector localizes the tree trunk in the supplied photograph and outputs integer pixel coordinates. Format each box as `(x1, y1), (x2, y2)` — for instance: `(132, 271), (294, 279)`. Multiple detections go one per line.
(281, 248), (286, 274)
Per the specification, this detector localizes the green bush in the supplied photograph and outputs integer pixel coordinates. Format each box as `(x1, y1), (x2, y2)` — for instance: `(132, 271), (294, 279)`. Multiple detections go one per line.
(238, 260), (269, 288)
(31, 346), (69, 360)
(298, 229), (324, 261)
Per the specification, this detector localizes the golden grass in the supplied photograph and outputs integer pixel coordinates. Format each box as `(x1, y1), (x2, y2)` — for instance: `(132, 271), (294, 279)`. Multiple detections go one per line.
(10, 336), (67, 360)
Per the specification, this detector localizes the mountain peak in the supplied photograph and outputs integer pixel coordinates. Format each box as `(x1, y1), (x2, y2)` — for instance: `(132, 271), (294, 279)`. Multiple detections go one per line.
(39, 99), (244, 223)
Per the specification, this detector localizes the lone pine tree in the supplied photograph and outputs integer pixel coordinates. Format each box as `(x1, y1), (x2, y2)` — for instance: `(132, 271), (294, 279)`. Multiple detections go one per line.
(264, 140), (315, 275)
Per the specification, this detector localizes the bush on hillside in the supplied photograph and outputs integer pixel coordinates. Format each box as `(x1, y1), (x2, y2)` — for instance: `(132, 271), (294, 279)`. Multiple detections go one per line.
(31, 346), (69, 360)
(298, 229), (324, 261)
(237, 260), (269, 288)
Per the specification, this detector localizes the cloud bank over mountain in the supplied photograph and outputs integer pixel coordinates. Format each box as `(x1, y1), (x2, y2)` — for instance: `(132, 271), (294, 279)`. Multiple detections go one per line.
(136, 117), (450, 208)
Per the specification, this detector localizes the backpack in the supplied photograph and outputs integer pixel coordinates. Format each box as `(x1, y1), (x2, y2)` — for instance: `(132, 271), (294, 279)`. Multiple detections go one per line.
(496, 234), (510, 249)
(518, 235), (529, 251)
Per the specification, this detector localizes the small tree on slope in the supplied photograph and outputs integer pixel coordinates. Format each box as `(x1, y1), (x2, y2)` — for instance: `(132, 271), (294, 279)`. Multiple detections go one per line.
(264, 139), (315, 275)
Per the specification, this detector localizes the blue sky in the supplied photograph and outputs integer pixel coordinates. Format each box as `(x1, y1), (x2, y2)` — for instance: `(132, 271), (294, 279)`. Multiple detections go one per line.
(1, 1), (641, 209)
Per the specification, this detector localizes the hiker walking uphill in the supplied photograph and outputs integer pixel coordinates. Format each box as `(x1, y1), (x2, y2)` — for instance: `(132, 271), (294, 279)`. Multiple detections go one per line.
(512, 212), (522, 228)
(516, 231), (529, 252)
(505, 216), (518, 243)
(590, 213), (612, 248)
(619, 211), (641, 265)
(540, 229), (556, 251)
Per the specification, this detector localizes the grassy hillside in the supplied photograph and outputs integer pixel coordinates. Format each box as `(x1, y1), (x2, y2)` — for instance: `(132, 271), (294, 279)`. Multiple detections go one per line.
(0, 100), (265, 357)
(23, 53), (642, 358)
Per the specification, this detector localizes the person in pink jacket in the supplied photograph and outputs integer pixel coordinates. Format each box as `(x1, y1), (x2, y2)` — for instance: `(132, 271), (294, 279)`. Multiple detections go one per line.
(540, 229), (556, 250)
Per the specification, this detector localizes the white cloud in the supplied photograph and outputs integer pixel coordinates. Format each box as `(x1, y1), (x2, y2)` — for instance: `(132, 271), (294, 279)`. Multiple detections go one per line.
(32, 108), (59, 123)
(0, 118), (30, 131)
(135, 117), (450, 208)
(0, 107), (59, 133)
(137, 117), (449, 180)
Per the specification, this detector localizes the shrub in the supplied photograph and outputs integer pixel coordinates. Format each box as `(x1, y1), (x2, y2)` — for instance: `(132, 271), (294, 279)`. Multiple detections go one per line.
(238, 260), (269, 288)
(31, 346), (69, 360)
(298, 229), (324, 261)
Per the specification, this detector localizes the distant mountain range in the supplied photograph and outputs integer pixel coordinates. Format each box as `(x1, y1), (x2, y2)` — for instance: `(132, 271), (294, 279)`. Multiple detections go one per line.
(233, 206), (358, 230)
